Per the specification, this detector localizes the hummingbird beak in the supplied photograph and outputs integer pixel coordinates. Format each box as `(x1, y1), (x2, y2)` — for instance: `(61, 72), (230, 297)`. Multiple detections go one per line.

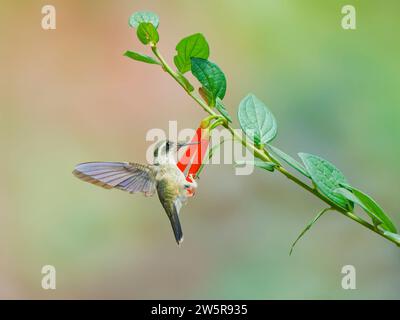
(177, 141), (200, 150)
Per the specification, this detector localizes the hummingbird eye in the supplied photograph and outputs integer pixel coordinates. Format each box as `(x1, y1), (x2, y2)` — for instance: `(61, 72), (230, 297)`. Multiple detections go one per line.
(165, 141), (171, 152)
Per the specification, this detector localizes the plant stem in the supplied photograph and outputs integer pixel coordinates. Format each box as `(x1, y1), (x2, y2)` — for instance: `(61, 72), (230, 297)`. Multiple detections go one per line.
(151, 46), (217, 116)
(150, 45), (400, 247)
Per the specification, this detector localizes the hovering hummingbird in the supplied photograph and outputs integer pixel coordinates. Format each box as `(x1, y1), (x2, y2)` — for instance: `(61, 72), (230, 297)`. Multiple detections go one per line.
(73, 140), (198, 245)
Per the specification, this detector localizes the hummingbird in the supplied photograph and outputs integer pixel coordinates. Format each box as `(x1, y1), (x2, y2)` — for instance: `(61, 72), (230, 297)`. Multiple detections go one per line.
(73, 140), (198, 245)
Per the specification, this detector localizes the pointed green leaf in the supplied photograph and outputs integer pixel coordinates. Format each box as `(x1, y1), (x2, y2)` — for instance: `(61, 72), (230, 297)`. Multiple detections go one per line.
(235, 160), (276, 172)
(123, 50), (160, 65)
(335, 187), (382, 227)
(190, 58), (226, 105)
(136, 22), (159, 45)
(174, 33), (209, 74)
(337, 184), (397, 233)
(298, 153), (352, 210)
(129, 11), (159, 29)
(290, 208), (331, 255)
(238, 94), (277, 145)
(268, 145), (310, 178)
(215, 98), (232, 123)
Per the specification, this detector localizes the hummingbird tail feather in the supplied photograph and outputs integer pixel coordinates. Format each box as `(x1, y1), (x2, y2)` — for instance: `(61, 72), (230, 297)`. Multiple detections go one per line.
(169, 209), (184, 245)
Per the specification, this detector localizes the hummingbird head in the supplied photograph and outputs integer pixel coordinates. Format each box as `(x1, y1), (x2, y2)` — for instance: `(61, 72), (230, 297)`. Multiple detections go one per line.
(153, 140), (199, 165)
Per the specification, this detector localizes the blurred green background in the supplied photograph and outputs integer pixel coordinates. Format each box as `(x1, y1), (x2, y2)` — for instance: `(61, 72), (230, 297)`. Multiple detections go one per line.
(0, 0), (399, 299)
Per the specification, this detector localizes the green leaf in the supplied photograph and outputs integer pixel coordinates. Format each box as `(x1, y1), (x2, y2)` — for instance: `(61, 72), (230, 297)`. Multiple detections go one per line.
(298, 153), (352, 210)
(215, 98), (232, 123)
(190, 58), (226, 105)
(136, 22), (159, 45)
(235, 160), (276, 172)
(129, 11), (159, 29)
(290, 208), (331, 255)
(123, 50), (160, 65)
(237, 94), (277, 145)
(336, 184), (397, 233)
(174, 33), (210, 74)
(334, 188), (382, 227)
(268, 145), (310, 178)
(176, 72), (194, 92)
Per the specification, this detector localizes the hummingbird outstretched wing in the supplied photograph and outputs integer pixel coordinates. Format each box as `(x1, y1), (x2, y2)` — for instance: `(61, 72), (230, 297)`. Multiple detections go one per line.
(73, 162), (156, 196)
(156, 179), (184, 245)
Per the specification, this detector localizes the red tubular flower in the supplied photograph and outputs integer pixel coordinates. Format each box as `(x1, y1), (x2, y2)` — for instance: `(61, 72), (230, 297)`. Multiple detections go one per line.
(177, 125), (210, 196)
